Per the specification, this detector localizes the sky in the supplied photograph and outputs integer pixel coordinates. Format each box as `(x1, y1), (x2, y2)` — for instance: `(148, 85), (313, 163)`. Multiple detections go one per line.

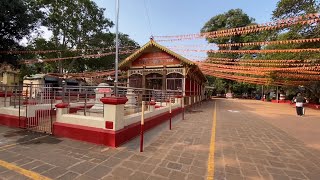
(93, 0), (280, 59)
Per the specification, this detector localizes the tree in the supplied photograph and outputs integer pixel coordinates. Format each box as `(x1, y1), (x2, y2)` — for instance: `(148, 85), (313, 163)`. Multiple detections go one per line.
(23, 0), (139, 74)
(201, 9), (259, 93)
(26, 32), (139, 74)
(71, 32), (139, 72)
(273, 0), (320, 19)
(273, 0), (320, 39)
(271, 0), (320, 102)
(40, 0), (113, 48)
(0, 0), (42, 66)
(201, 9), (255, 50)
(35, 0), (114, 73)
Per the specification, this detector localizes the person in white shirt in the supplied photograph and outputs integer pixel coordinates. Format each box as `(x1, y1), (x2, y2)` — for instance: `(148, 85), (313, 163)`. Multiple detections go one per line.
(294, 93), (307, 116)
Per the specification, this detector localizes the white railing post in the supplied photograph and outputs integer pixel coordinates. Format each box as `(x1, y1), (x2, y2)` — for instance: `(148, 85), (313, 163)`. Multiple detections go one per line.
(100, 97), (128, 130)
(55, 103), (69, 122)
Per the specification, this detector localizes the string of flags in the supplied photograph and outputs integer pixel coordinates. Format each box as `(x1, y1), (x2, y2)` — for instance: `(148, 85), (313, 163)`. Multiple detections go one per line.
(21, 50), (137, 64)
(171, 48), (320, 54)
(154, 13), (320, 41)
(0, 46), (138, 55)
(216, 38), (320, 47)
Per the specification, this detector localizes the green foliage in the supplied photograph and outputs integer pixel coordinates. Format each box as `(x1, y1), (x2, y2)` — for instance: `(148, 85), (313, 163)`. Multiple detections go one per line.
(232, 83), (257, 95)
(17, 0), (140, 74)
(202, 9), (259, 93)
(0, 0), (42, 66)
(201, 9), (255, 48)
(213, 78), (227, 94)
(39, 0), (113, 48)
(273, 0), (319, 19)
(270, 0), (320, 102)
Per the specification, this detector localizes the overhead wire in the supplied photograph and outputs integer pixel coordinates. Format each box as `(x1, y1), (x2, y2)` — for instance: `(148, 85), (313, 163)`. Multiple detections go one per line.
(143, 0), (153, 37)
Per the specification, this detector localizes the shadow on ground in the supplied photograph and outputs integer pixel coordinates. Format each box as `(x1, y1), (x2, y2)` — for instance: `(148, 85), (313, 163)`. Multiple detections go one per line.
(2, 129), (62, 145)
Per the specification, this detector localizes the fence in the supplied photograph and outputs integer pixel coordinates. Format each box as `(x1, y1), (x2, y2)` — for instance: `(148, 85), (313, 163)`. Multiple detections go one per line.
(0, 83), (205, 135)
(0, 84), (54, 133)
(57, 85), (184, 117)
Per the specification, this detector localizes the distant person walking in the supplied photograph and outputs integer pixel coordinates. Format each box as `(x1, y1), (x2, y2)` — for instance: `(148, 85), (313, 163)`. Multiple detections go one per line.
(293, 93), (306, 116)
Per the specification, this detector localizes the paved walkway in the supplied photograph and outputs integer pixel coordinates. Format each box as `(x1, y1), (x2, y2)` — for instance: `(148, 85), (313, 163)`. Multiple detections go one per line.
(0, 99), (319, 180)
(214, 99), (320, 180)
(0, 101), (214, 180)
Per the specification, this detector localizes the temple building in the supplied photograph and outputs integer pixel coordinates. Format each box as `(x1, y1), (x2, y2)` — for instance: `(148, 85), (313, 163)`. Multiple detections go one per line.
(119, 39), (206, 97)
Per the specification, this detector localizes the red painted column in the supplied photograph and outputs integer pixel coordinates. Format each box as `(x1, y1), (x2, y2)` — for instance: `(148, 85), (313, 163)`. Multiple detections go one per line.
(194, 82), (196, 104)
(189, 78), (192, 97)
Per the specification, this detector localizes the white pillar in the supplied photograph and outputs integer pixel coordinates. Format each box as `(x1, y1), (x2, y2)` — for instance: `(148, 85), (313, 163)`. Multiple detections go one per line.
(55, 97), (63, 104)
(55, 103), (69, 122)
(175, 96), (182, 105)
(101, 97), (128, 131)
(149, 100), (156, 112)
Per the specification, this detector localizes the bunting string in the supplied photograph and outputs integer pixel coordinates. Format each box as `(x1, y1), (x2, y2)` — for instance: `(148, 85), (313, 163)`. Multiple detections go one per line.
(203, 60), (320, 67)
(171, 48), (320, 54)
(216, 38), (320, 47)
(21, 50), (137, 64)
(154, 13), (320, 41)
(203, 57), (320, 63)
(0, 46), (138, 55)
(197, 62), (320, 73)
(201, 70), (312, 86)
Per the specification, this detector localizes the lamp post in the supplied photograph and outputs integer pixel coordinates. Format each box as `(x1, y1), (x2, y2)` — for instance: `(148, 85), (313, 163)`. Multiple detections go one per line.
(114, 0), (120, 96)
(62, 80), (66, 103)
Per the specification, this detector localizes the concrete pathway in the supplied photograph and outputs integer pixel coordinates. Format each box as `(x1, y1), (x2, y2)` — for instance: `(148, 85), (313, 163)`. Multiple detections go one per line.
(0, 99), (319, 180)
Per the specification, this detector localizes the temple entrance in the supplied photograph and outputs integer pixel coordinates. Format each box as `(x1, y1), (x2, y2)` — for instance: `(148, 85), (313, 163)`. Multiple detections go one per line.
(146, 73), (163, 90)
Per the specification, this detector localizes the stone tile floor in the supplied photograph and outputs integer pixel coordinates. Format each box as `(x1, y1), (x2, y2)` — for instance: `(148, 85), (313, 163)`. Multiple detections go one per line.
(214, 99), (320, 180)
(0, 99), (320, 180)
(0, 101), (213, 180)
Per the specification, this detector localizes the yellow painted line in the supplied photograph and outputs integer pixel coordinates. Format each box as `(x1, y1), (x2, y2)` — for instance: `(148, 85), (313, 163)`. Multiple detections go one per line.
(0, 135), (52, 179)
(0, 159), (52, 180)
(207, 101), (217, 180)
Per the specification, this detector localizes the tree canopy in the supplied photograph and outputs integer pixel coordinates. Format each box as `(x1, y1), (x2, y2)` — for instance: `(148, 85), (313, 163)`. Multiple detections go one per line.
(0, 0), (42, 66)
(201, 2), (320, 102)
(201, 9), (259, 94)
(1, 0), (140, 78)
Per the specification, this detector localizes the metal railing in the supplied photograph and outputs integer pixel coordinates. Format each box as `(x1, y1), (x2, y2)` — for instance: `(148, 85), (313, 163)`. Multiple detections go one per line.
(0, 84), (205, 116)
(56, 85), (185, 117)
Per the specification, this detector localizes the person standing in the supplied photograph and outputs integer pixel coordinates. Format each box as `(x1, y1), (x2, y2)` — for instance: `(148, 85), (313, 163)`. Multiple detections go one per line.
(294, 93), (305, 116)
